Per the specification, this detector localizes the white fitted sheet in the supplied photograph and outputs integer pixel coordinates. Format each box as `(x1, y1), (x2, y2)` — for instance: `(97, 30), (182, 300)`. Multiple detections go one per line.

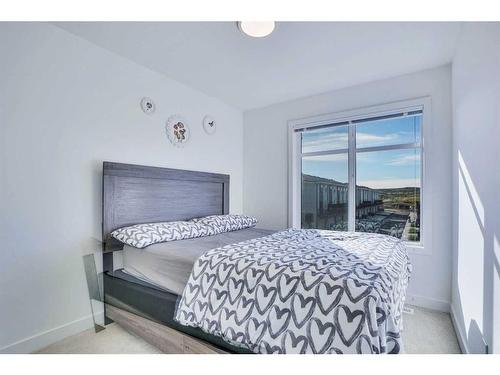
(122, 228), (275, 295)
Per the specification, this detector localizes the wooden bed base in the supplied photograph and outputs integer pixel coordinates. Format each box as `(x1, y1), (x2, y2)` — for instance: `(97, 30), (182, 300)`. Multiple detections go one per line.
(106, 304), (228, 354)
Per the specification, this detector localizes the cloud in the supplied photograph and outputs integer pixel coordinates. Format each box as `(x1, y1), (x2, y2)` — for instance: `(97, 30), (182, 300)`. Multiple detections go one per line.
(302, 154), (347, 162)
(302, 133), (348, 152)
(357, 132), (398, 144)
(303, 132), (398, 153)
(387, 153), (420, 166)
(357, 178), (420, 189)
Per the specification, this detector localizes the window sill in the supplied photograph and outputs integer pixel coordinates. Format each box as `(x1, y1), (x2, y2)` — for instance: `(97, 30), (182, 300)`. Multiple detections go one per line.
(406, 243), (431, 256)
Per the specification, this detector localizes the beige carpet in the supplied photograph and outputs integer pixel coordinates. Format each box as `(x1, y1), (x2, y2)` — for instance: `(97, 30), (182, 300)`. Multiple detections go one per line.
(37, 305), (461, 354)
(402, 306), (461, 354)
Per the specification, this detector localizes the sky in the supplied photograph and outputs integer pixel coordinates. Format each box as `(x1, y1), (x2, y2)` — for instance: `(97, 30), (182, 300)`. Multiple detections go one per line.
(301, 115), (421, 189)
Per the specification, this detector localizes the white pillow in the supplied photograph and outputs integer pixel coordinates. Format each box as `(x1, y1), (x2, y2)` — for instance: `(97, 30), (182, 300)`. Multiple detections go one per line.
(111, 220), (214, 249)
(111, 215), (258, 249)
(190, 214), (257, 232)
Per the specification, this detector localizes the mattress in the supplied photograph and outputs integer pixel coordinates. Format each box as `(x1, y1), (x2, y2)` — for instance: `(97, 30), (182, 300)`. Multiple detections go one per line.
(122, 227), (275, 295)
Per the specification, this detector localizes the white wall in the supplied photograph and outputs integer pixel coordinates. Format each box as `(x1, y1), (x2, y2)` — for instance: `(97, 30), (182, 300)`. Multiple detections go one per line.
(0, 22), (244, 353)
(451, 23), (500, 354)
(243, 66), (453, 310)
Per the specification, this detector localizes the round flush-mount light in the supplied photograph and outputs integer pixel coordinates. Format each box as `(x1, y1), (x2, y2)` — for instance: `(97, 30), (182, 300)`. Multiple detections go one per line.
(237, 21), (275, 38)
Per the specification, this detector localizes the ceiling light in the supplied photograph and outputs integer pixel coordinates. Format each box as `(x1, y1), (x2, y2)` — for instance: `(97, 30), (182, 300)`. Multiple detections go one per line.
(237, 21), (275, 38)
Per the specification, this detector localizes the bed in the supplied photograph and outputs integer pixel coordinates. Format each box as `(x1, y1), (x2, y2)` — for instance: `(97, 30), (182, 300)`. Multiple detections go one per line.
(102, 162), (411, 354)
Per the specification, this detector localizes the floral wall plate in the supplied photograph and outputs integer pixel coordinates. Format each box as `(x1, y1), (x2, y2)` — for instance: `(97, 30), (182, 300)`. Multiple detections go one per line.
(203, 115), (217, 135)
(166, 115), (190, 147)
(140, 97), (155, 115)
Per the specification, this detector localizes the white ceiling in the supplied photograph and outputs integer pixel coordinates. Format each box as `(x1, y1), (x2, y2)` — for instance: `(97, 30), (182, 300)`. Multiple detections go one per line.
(54, 22), (461, 111)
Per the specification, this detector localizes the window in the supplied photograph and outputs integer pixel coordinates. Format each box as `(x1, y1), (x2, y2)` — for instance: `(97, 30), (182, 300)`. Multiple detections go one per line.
(289, 99), (427, 244)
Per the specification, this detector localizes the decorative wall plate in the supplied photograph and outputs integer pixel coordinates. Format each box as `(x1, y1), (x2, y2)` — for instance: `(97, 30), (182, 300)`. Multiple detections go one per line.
(203, 115), (217, 135)
(166, 115), (190, 147)
(140, 97), (155, 115)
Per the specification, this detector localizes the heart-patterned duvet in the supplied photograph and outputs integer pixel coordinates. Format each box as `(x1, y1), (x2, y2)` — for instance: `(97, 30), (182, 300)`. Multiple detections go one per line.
(175, 229), (411, 354)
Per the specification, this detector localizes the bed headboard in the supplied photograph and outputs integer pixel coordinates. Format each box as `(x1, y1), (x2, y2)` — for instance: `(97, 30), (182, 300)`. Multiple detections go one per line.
(102, 161), (230, 251)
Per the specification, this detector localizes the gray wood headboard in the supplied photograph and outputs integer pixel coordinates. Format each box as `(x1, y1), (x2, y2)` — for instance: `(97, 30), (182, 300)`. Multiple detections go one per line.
(102, 161), (230, 251)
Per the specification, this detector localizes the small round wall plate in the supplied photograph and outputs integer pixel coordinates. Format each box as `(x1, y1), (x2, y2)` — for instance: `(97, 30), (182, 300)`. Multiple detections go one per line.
(140, 97), (155, 115)
(203, 115), (216, 135)
(166, 115), (190, 147)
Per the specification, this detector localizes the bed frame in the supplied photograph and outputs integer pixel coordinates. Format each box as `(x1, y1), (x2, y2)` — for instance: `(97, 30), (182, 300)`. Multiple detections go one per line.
(102, 161), (249, 354)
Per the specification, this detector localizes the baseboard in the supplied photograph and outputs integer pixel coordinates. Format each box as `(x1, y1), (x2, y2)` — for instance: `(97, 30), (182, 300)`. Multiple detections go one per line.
(0, 314), (95, 354)
(450, 304), (469, 354)
(406, 293), (450, 312)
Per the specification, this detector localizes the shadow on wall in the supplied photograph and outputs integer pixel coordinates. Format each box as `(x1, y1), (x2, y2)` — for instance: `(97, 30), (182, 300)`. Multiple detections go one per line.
(83, 253), (105, 332)
(454, 150), (499, 353)
(467, 320), (488, 354)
